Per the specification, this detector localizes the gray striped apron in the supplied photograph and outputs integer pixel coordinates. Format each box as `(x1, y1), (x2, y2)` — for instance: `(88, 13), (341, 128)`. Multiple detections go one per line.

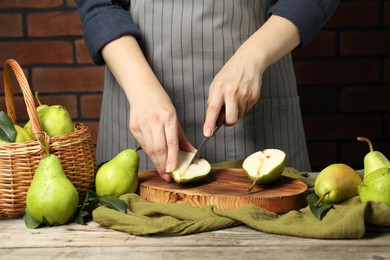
(97, 0), (311, 172)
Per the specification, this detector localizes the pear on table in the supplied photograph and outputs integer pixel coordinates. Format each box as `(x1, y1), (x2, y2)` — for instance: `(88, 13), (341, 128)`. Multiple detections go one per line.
(95, 147), (140, 198)
(314, 163), (362, 206)
(26, 140), (79, 226)
(358, 167), (390, 206)
(171, 151), (211, 183)
(357, 136), (390, 177)
(242, 149), (286, 192)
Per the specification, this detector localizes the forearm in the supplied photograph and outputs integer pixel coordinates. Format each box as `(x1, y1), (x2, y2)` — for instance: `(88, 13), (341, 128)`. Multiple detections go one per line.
(101, 35), (166, 105)
(239, 15), (300, 72)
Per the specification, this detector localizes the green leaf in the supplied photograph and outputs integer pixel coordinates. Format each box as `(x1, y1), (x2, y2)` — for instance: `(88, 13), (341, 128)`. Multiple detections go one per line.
(23, 210), (43, 229)
(306, 193), (333, 220)
(0, 111), (16, 142)
(100, 195), (127, 213)
(74, 190), (101, 225)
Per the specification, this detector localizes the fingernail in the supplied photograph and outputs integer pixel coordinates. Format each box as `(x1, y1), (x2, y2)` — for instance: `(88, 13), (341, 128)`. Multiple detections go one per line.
(162, 174), (171, 182)
(166, 163), (172, 173)
(204, 127), (212, 137)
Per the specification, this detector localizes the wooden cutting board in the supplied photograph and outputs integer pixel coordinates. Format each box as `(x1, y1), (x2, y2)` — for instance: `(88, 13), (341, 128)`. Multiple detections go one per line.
(138, 168), (308, 213)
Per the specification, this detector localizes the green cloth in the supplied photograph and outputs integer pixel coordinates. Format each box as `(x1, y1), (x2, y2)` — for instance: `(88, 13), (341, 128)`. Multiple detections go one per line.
(92, 161), (390, 238)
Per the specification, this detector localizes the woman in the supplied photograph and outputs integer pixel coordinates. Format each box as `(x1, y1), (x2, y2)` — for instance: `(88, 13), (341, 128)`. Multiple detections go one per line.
(76, 0), (339, 182)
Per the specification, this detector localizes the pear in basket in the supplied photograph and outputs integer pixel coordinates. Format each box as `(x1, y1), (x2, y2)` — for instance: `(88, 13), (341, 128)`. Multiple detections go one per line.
(0, 111), (32, 144)
(26, 137), (79, 226)
(24, 93), (74, 137)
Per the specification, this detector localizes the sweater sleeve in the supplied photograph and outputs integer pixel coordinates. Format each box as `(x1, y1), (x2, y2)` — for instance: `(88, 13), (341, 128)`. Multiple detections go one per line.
(76, 0), (142, 65)
(267, 0), (340, 47)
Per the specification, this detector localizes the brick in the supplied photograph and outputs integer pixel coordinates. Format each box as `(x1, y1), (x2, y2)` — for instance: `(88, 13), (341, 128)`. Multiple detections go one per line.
(340, 31), (390, 56)
(75, 39), (94, 64)
(292, 31), (336, 58)
(385, 59), (390, 83)
(32, 67), (104, 93)
(0, 41), (73, 65)
(326, 1), (381, 28)
(0, 0), (62, 9)
(385, 1), (390, 26)
(306, 142), (337, 171)
(35, 94), (78, 118)
(0, 95), (31, 122)
(27, 12), (82, 37)
(294, 59), (380, 85)
(340, 87), (390, 112)
(299, 86), (338, 114)
(0, 68), (29, 94)
(340, 142), (366, 171)
(82, 121), (99, 145)
(0, 14), (23, 38)
(80, 95), (102, 119)
(303, 115), (382, 140)
(66, 0), (77, 8)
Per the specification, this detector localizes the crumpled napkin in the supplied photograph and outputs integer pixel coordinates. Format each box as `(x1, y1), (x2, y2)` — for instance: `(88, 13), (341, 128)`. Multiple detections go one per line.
(93, 193), (390, 238)
(92, 161), (390, 238)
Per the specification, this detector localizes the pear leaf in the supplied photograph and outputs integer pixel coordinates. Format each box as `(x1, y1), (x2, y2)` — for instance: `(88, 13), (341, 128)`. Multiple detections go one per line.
(23, 209), (43, 229)
(100, 195), (127, 213)
(74, 190), (100, 225)
(0, 111), (16, 142)
(74, 190), (127, 225)
(306, 193), (333, 220)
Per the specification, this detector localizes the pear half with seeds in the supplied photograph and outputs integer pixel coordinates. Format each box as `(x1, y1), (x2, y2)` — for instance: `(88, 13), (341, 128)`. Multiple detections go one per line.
(243, 149), (286, 192)
(172, 151), (211, 183)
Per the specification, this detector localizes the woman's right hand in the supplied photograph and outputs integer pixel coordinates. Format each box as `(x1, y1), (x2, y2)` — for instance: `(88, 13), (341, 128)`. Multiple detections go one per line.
(102, 35), (195, 181)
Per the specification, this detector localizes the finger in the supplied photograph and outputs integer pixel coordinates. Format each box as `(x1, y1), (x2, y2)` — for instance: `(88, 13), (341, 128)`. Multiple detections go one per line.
(204, 85), (224, 137)
(224, 96), (240, 126)
(178, 126), (196, 153)
(150, 124), (168, 176)
(164, 119), (179, 174)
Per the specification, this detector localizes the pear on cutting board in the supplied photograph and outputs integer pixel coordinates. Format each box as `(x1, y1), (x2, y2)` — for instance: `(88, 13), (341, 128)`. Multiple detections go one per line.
(243, 149), (286, 192)
(95, 147), (140, 198)
(357, 137), (390, 177)
(314, 163), (362, 206)
(26, 141), (79, 226)
(171, 150), (211, 183)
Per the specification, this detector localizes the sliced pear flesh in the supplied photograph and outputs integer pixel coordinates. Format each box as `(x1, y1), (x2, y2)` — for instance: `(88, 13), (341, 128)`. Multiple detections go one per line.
(172, 151), (211, 183)
(243, 149), (286, 192)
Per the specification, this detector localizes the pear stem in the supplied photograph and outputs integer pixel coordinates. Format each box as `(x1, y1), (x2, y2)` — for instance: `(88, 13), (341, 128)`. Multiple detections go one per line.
(247, 179), (257, 193)
(357, 136), (373, 152)
(135, 145), (142, 151)
(34, 91), (43, 106)
(314, 191), (330, 208)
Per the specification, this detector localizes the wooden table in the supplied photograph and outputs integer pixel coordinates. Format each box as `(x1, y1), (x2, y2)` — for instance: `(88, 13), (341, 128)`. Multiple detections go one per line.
(1, 217), (390, 259)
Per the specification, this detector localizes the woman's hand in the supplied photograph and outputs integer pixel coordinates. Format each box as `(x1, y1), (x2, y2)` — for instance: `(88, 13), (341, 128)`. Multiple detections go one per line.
(102, 35), (195, 181)
(203, 15), (301, 137)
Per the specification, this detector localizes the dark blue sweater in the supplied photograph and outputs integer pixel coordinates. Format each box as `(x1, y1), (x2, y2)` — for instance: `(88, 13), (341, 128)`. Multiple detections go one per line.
(76, 0), (340, 65)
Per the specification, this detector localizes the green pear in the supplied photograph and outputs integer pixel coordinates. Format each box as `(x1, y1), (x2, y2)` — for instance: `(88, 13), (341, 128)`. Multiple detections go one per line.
(14, 124), (33, 143)
(26, 144), (79, 226)
(358, 167), (390, 206)
(314, 163), (362, 205)
(357, 137), (390, 177)
(95, 148), (140, 198)
(243, 149), (286, 192)
(171, 150), (211, 183)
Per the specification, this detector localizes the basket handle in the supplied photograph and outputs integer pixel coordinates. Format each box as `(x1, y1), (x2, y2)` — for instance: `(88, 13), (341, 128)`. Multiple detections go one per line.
(3, 59), (44, 141)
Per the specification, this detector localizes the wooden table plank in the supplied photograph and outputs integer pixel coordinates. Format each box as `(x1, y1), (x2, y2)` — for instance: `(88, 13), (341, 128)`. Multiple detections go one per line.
(1, 218), (390, 259)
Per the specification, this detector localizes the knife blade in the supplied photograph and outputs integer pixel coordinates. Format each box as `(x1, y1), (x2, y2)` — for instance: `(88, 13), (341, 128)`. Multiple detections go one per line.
(188, 109), (225, 165)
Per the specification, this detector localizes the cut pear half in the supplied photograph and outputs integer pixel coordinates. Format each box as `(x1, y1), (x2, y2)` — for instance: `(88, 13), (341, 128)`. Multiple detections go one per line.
(172, 151), (211, 183)
(243, 149), (286, 192)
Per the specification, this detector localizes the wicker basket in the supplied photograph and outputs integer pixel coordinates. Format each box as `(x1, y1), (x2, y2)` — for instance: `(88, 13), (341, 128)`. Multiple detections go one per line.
(0, 59), (96, 218)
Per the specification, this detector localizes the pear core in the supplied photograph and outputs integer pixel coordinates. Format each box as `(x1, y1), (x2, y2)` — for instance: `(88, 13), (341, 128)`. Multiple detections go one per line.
(171, 151), (211, 183)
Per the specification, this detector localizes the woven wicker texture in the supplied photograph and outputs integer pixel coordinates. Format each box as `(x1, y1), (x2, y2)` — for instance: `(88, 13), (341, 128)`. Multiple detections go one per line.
(0, 59), (96, 218)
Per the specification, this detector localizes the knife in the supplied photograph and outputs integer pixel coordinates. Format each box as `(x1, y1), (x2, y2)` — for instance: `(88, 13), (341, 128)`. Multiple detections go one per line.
(188, 109), (226, 166)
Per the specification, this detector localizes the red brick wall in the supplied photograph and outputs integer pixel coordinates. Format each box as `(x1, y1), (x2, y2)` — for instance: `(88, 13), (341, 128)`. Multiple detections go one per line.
(0, 0), (389, 171)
